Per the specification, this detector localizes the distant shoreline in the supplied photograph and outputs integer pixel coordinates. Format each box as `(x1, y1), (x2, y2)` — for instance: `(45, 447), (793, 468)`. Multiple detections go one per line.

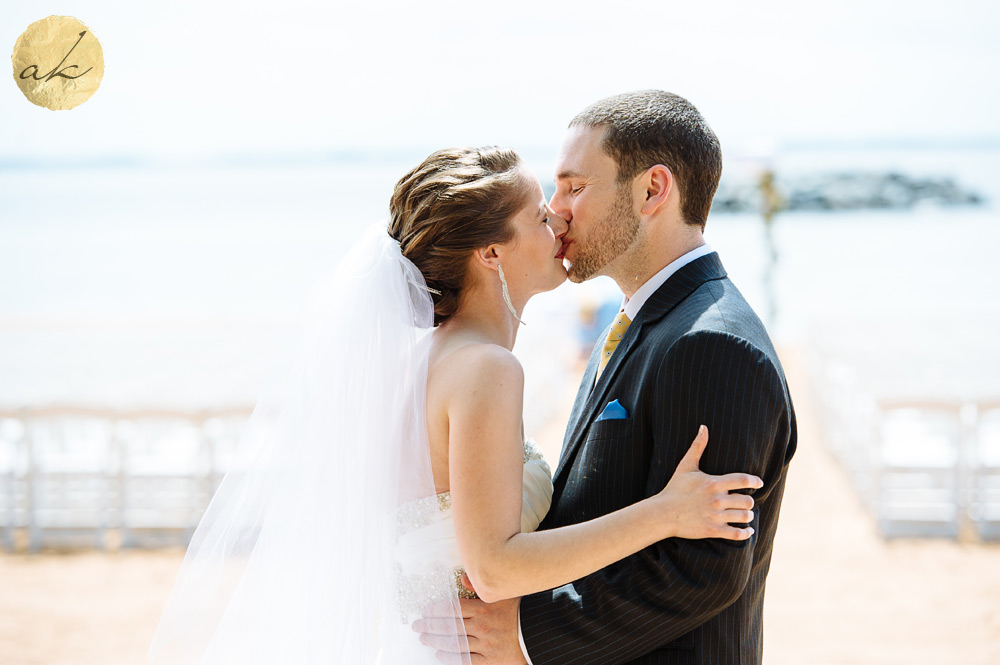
(4, 138), (1000, 172)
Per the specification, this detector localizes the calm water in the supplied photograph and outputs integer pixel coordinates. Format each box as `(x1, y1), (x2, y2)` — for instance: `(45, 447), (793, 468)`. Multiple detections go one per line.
(2, 148), (998, 426)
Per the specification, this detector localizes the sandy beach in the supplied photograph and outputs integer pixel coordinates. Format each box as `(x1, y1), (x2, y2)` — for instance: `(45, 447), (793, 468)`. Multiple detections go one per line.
(1, 348), (998, 665)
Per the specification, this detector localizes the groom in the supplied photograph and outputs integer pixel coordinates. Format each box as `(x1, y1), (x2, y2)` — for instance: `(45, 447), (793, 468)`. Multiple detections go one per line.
(420, 90), (797, 664)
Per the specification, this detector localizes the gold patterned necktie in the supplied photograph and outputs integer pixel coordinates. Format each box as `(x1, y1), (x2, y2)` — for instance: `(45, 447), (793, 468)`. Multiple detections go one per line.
(595, 310), (632, 383)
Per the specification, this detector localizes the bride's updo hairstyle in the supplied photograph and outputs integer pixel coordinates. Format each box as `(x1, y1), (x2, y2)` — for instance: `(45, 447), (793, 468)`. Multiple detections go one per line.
(389, 146), (532, 326)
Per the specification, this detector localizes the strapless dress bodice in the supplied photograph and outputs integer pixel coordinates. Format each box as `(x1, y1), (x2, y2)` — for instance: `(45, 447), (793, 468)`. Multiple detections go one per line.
(394, 438), (553, 620)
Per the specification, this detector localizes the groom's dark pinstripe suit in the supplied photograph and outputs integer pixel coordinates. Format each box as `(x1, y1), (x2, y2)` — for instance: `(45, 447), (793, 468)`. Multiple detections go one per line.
(520, 252), (796, 665)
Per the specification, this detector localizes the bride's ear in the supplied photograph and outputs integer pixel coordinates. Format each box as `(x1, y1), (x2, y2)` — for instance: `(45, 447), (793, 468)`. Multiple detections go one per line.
(472, 245), (502, 272)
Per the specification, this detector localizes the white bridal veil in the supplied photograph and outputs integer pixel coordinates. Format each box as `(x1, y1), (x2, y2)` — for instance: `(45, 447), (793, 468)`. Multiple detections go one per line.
(148, 225), (470, 664)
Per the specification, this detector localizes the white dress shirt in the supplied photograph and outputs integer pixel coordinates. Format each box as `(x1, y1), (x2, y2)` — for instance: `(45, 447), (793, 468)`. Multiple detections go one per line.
(516, 243), (716, 664)
(621, 243), (716, 320)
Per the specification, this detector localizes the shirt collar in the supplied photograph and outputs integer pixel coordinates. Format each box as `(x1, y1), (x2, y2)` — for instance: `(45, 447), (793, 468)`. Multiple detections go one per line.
(621, 244), (716, 320)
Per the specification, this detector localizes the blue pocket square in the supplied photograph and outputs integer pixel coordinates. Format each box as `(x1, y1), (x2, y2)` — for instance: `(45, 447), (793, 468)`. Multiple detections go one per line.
(595, 399), (629, 422)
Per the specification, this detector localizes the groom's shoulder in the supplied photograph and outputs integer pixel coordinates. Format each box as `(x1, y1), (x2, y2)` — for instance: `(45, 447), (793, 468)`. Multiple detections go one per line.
(664, 274), (762, 335)
(655, 276), (783, 372)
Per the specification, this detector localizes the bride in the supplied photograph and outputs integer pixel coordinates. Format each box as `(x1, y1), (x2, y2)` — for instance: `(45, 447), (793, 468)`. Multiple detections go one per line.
(148, 146), (761, 664)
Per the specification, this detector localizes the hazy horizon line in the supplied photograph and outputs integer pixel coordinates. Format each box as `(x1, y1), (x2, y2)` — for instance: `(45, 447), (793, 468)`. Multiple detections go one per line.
(4, 136), (1000, 171)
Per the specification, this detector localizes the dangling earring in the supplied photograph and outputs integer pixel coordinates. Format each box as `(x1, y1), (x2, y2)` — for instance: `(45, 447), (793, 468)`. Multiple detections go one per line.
(497, 264), (526, 326)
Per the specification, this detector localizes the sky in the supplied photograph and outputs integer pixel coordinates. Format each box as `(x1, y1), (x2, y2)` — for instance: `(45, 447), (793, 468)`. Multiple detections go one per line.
(2, 0), (1000, 161)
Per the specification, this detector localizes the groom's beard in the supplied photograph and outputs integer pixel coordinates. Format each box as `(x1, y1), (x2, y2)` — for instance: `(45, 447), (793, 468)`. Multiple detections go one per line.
(567, 185), (641, 283)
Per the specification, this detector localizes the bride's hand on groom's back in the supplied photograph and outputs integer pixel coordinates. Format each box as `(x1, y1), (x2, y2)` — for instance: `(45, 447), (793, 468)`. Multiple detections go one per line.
(656, 425), (763, 541)
(413, 585), (525, 665)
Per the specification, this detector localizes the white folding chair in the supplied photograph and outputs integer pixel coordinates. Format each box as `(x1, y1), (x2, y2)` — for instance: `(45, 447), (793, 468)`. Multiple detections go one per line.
(970, 400), (1000, 541)
(0, 414), (29, 551)
(116, 409), (214, 549)
(872, 400), (965, 538)
(202, 407), (253, 492)
(24, 407), (117, 551)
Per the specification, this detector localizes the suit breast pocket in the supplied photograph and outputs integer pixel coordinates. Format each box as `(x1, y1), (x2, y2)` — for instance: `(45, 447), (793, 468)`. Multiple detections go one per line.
(585, 416), (635, 442)
(567, 417), (650, 509)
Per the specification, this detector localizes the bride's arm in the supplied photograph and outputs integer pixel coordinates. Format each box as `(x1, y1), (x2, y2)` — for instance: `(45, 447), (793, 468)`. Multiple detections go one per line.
(446, 345), (761, 604)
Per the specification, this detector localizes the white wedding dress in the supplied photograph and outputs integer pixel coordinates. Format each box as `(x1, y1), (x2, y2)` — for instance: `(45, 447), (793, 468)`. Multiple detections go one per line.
(394, 438), (554, 624)
(149, 227), (550, 665)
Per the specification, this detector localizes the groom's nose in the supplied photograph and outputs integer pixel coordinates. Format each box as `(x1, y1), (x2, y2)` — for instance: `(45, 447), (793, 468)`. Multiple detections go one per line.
(546, 210), (568, 237)
(548, 190), (572, 223)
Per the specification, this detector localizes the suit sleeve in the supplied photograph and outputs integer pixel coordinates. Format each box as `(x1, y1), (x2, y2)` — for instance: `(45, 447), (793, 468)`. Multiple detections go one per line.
(519, 330), (791, 665)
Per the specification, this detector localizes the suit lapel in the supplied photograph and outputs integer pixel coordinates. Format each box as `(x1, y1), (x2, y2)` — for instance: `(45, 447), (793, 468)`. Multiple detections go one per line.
(553, 253), (728, 485)
(553, 315), (646, 482)
(636, 252), (727, 325)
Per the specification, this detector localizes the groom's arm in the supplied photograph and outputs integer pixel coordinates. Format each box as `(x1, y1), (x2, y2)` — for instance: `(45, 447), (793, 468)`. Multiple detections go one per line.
(519, 330), (792, 665)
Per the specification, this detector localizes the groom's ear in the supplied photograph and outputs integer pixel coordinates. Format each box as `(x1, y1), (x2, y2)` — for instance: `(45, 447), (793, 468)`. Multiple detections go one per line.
(639, 164), (673, 217)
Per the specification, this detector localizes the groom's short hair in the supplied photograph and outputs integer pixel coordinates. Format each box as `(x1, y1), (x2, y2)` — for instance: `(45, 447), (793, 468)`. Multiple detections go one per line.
(570, 90), (722, 229)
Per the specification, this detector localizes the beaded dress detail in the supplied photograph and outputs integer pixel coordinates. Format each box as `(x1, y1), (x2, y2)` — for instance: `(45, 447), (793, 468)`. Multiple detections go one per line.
(394, 438), (553, 621)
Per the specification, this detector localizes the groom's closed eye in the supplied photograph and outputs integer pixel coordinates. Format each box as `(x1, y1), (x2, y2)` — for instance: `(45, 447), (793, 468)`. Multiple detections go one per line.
(556, 180), (584, 195)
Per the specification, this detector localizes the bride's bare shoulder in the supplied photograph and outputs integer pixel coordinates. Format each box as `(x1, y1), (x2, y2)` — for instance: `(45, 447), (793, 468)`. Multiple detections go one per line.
(430, 341), (524, 399)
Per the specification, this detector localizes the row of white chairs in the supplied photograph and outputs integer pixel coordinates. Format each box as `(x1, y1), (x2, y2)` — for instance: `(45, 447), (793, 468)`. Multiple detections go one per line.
(808, 358), (1000, 540)
(9, 379), (998, 550)
(0, 406), (252, 552)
